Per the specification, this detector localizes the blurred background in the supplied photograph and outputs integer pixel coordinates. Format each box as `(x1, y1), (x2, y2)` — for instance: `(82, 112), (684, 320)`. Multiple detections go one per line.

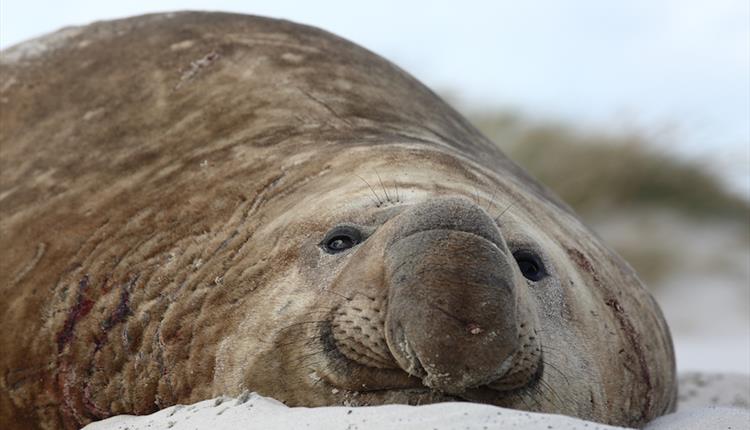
(2, 1), (748, 374)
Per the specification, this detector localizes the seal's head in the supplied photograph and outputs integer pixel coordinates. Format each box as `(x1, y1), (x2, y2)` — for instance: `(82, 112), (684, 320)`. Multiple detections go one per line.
(0, 11), (675, 430)
(320, 195), (542, 395)
(214, 145), (676, 426)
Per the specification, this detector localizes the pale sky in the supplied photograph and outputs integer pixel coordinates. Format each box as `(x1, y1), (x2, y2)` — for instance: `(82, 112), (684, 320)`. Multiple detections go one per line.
(1, 1), (748, 195)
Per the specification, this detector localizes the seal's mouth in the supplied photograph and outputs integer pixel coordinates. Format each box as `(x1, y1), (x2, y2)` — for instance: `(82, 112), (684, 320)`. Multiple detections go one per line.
(317, 319), (545, 406)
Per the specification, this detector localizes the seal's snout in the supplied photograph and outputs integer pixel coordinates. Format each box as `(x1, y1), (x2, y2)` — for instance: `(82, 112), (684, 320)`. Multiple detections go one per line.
(383, 197), (523, 393)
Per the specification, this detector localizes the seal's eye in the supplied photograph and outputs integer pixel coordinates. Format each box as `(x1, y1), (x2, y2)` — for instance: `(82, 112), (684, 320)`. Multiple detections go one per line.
(321, 226), (363, 254)
(513, 250), (546, 282)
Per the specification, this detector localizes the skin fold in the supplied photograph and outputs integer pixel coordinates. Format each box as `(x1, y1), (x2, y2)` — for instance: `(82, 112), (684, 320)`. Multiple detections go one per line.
(0, 12), (676, 429)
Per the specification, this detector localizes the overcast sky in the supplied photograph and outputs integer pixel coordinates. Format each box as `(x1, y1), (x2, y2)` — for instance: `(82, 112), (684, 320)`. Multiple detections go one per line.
(1, 1), (748, 194)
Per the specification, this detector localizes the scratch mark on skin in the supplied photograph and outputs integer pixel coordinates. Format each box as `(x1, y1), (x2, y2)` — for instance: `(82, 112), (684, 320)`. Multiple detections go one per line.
(77, 274), (140, 418)
(566, 247), (598, 283)
(296, 87), (353, 128)
(56, 275), (94, 353)
(174, 51), (221, 90)
(82, 383), (109, 419)
(95, 274), (140, 351)
(58, 360), (86, 426)
(606, 298), (653, 422)
(12, 242), (47, 285)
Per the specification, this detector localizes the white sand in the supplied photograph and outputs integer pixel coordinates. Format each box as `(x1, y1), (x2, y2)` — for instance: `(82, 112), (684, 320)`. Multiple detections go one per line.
(83, 393), (631, 430)
(83, 372), (749, 430)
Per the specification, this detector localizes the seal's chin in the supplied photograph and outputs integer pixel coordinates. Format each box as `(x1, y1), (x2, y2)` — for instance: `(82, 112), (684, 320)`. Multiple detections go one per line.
(317, 320), (545, 407)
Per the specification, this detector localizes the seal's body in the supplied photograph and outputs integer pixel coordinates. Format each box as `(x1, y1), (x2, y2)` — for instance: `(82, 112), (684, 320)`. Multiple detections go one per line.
(0, 12), (676, 429)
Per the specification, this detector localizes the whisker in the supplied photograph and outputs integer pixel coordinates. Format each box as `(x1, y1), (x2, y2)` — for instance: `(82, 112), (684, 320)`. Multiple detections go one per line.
(287, 348), (328, 368)
(494, 202), (515, 223)
(310, 367), (333, 388)
(515, 392), (534, 411)
(310, 361), (349, 388)
(348, 291), (380, 302)
(318, 288), (354, 301)
(276, 320), (328, 334)
(527, 384), (546, 410)
(273, 335), (322, 348)
(541, 358), (570, 385)
(536, 344), (565, 354)
(355, 174), (383, 206)
(537, 377), (567, 412)
(276, 308), (335, 320)
(486, 192), (497, 213)
(375, 171), (391, 203)
(287, 339), (342, 371)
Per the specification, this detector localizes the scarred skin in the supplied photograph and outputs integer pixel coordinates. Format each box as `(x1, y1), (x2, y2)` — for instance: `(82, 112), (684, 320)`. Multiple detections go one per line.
(0, 12), (676, 430)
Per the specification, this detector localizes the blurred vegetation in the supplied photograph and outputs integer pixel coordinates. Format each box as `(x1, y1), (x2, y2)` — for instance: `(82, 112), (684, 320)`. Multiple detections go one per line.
(460, 108), (749, 286)
(467, 111), (749, 221)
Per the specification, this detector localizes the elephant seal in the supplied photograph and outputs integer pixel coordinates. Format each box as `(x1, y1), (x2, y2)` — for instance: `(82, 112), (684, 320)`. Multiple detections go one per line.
(0, 12), (676, 429)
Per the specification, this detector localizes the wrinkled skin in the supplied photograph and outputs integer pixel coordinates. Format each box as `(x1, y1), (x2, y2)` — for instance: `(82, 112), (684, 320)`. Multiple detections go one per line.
(0, 12), (676, 430)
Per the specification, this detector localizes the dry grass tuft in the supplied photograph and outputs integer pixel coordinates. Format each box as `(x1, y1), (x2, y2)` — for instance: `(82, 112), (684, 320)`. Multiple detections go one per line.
(469, 111), (749, 221)
(460, 108), (749, 287)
